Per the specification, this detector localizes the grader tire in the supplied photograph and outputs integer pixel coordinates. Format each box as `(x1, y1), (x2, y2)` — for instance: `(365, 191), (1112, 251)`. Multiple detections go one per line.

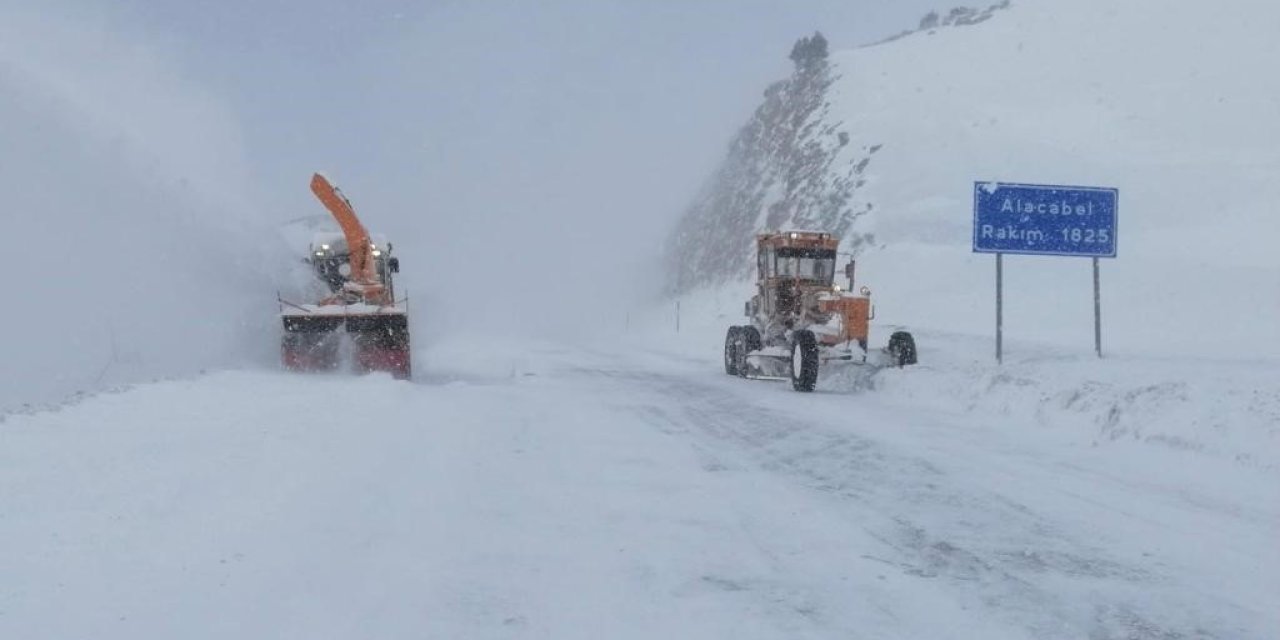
(737, 326), (762, 378)
(790, 329), (819, 392)
(724, 326), (742, 376)
(888, 331), (918, 367)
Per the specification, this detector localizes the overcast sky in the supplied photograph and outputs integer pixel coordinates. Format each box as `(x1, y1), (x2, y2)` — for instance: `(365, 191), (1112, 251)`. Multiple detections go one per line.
(21, 1), (941, 233)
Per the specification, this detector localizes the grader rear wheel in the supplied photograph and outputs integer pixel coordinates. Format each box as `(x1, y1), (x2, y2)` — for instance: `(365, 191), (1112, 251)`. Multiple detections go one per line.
(887, 331), (918, 367)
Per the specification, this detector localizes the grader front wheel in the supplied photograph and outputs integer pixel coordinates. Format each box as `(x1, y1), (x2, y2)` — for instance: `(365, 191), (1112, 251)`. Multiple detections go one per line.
(724, 326), (742, 376)
(736, 326), (762, 377)
(790, 330), (819, 392)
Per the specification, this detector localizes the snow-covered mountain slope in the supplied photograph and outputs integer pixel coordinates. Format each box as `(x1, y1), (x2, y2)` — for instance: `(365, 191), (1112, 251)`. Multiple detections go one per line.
(669, 0), (1280, 359)
(841, 0), (1280, 358)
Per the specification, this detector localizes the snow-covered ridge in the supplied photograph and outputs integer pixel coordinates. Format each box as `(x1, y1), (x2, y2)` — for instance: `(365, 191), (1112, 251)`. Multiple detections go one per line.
(865, 1), (1012, 47)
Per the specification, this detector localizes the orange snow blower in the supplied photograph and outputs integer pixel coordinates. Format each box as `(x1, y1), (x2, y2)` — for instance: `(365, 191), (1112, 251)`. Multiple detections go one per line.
(279, 173), (411, 378)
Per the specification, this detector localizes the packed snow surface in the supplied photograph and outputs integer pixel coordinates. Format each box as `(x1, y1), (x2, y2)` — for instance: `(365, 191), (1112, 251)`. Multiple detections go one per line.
(1, 332), (1275, 639)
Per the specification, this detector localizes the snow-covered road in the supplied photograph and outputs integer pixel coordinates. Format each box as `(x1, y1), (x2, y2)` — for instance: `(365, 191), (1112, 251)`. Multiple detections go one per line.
(2, 338), (1276, 639)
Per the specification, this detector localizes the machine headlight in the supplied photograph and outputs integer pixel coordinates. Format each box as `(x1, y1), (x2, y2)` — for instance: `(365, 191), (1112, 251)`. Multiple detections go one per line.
(372, 250), (382, 257)
(860, 286), (871, 296)
(321, 244), (330, 250)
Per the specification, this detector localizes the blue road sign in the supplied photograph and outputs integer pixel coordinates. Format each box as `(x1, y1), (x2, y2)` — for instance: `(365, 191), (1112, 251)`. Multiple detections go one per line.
(973, 182), (1118, 257)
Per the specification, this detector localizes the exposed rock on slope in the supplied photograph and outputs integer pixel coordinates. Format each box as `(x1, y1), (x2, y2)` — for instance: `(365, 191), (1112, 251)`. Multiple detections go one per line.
(666, 7), (1016, 294)
(870, 1), (1011, 47)
(665, 32), (879, 293)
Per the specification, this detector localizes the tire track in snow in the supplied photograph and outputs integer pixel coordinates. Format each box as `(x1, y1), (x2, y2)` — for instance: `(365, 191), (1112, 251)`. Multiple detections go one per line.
(580, 364), (1238, 640)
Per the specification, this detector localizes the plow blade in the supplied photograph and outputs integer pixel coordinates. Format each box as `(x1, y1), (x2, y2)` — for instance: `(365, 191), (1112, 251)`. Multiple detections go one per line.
(281, 310), (411, 379)
(739, 340), (899, 388)
(347, 313), (411, 379)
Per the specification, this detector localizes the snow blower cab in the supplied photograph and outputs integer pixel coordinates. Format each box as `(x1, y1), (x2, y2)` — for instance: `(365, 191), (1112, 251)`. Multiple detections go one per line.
(279, 174), (411, 379)
(307, 231), (400, 299)
(724, 231), (916, 391)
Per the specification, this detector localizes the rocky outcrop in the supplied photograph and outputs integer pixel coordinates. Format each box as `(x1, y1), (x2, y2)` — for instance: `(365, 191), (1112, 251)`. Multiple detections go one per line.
(868, 2), (1012, 47)
(665, 32), (879, 293)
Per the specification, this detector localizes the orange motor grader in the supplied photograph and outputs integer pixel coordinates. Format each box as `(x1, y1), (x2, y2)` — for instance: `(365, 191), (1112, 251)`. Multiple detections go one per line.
(279, 174), (411, 379)
(724, 231), (916, 392)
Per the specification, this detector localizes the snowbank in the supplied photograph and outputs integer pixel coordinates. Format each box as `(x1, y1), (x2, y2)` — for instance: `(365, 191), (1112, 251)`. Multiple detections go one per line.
(632, 283), (1280, 471)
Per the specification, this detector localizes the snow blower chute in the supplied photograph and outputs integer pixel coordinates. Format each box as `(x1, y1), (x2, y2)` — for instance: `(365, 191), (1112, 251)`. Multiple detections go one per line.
(279, 173), (411, 379)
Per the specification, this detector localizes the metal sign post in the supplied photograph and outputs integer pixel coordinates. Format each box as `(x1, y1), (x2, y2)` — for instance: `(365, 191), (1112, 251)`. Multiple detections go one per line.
(996, 253), (1003, 363)
(973, 181), (1118, 361)
(1093, 257), (1102, 357)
